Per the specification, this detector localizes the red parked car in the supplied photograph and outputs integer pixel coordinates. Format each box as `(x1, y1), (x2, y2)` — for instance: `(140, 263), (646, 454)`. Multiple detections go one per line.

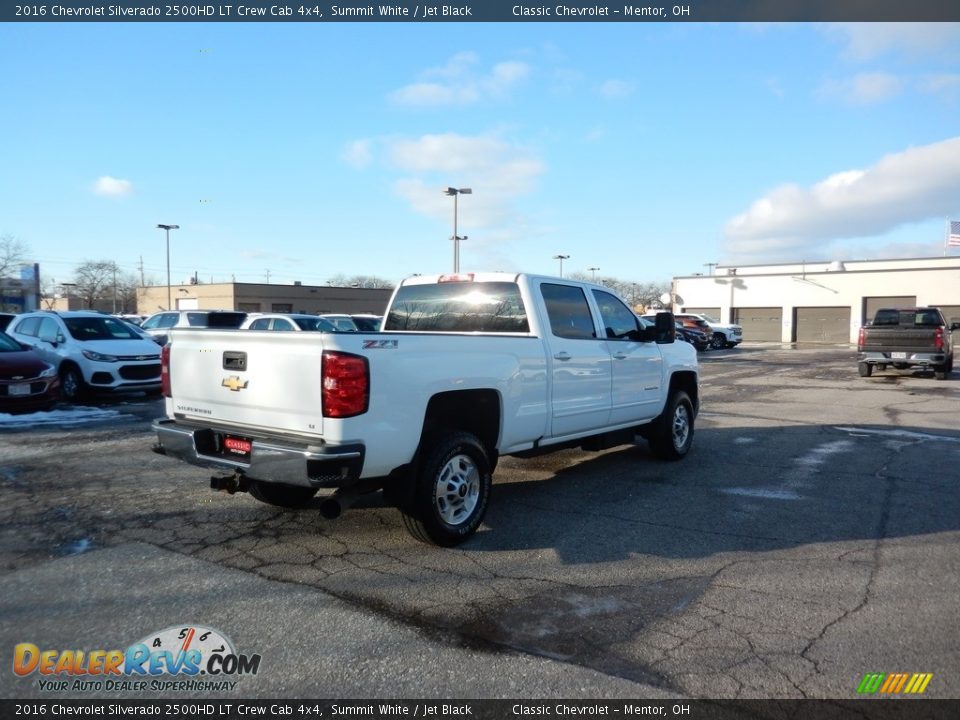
(0, 331), (60, 413)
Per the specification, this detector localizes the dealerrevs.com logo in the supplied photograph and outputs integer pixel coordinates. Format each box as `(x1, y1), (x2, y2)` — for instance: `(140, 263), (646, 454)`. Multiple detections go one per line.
(857, 672), (933, 695)
(13, 624), (261, 693)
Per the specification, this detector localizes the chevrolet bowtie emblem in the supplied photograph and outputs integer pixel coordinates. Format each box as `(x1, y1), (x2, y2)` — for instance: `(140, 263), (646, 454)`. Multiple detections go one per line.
(221, 376), (249, 392)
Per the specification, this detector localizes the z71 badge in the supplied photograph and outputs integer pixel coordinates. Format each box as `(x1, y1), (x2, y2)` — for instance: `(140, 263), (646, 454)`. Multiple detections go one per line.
(362, 340), (398, 349)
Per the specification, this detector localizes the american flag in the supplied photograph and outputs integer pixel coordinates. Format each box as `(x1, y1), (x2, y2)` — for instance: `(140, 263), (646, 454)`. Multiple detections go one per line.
(950, 220), (960, 247)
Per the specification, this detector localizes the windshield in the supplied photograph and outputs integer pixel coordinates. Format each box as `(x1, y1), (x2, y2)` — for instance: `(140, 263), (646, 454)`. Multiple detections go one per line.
(64, 316), (141, 341)
(295, 317), (338, 331)
(0, 332), (24, 352)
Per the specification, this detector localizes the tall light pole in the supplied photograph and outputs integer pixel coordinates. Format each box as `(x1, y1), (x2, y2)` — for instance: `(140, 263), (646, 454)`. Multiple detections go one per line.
(553, 254), (570, 278)
(157, 224), (179, 310)
(444, 187), (472, 272)
(588, 267), (599, 281)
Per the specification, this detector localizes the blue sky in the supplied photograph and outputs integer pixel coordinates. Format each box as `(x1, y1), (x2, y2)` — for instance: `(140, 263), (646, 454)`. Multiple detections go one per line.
(2, 21), (959, 288)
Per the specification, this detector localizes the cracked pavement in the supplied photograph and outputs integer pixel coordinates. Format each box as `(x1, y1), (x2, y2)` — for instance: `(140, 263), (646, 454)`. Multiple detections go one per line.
(1, 345), (958, 698)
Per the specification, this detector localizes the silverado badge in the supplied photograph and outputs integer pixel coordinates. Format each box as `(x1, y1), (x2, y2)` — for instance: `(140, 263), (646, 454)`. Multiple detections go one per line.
(221, 376), (249, 392)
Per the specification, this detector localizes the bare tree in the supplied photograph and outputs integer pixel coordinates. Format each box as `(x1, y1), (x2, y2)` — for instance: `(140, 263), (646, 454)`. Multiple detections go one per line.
(71, 260), (138, 311)
(0, 234), (28, 279)
(326, 274), (395, 289)
(567, 272), (670, 310)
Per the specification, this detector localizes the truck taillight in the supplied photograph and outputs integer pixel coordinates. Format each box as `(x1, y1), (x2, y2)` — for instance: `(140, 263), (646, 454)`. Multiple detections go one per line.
(322, 351), (369, 418)
(933, 328), (944, 350)
(161, 344), (171, 397)
(857, 326), (865, 349)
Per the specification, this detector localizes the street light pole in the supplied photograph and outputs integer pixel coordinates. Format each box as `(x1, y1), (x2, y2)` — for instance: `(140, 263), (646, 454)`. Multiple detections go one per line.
(588, 267), (599, 281)
(444, 187), (472, 272)
(157, 224), (179, 310)
(553, 254), (570, 278)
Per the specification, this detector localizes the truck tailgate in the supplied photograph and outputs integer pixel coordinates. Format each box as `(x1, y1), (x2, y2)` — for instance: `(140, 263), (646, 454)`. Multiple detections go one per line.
(167, 329), (327, 437)
(861, 327), (940, 352)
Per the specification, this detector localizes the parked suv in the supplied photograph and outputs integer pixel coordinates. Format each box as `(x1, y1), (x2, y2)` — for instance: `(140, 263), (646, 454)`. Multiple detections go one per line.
(6, 311), (163, 401)
(676, 313), (742, 350)
(141, 310), (247, 345)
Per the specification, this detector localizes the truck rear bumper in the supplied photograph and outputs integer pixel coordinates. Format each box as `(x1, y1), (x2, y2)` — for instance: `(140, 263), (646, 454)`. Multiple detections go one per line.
(152, 419), (364, 488)
(858, 351), (947, 366)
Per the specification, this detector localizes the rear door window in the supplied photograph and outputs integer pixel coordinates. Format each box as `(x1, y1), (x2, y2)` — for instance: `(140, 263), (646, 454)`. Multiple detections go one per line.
(540, 283), (596, 340)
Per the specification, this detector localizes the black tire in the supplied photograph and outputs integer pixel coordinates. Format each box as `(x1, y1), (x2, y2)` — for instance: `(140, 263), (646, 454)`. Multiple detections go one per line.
(947, 355), (954, 373)
(400, 431), (492, 547)
(248, 480), (318, 508)
(710, 333), (726, 350)
(858, 362), (873, 377)
(647, 390), (695, 461)
(60, 365), (87, 401)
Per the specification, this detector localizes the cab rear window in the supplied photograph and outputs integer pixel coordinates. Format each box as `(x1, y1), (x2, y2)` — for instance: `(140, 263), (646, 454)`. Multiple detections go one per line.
(384, 281), (529, 333)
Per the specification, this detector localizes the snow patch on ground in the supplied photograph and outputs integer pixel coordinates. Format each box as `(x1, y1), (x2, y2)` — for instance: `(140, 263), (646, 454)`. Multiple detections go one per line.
(0, 407), (131, 429)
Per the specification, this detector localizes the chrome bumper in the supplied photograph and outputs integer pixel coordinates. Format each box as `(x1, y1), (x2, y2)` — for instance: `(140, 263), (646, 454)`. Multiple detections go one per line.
(152, 418), (364, 488)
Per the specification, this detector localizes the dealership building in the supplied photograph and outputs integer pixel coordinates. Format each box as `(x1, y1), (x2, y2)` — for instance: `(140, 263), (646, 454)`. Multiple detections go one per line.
(672, 256), (960, 344)
(135, 281), (392, 317)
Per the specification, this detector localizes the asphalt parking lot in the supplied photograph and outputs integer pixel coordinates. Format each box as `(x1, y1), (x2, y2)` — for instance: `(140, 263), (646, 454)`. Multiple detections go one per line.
(1, 344), (958, 700)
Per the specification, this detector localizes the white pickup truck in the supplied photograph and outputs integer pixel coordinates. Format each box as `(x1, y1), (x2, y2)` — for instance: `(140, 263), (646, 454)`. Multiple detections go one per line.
(153, 273), (700, 546)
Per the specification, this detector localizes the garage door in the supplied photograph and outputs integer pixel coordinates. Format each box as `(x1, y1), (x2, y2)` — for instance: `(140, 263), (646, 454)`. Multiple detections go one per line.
(794, 307), (851, 343)
(936, 305), (960, 324)
(733, 307), (782, 342)
(863, 296), (915, 324)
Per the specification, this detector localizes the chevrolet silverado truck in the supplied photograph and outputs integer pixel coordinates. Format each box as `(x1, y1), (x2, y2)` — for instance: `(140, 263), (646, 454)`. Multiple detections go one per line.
(857, 307), (959, 380)
(152, 273), (700, 546)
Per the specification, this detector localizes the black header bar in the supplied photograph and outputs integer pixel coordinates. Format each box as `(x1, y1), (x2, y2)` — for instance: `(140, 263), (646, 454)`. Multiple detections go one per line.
(4, 1), (960, 23)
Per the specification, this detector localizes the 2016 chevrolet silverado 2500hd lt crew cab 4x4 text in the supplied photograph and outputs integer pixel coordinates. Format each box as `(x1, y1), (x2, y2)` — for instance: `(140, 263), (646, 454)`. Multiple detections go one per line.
(153, 273), (700, 546)
(858, 307), (959, 380)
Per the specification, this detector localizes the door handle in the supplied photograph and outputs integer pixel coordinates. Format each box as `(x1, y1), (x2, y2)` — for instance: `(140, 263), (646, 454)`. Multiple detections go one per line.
(613, 352), (627, 360)
(554, 351), (571, 361)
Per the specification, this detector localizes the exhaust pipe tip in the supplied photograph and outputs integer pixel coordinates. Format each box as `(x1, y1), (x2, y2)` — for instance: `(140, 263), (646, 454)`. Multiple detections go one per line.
(319, 498), (343, 520)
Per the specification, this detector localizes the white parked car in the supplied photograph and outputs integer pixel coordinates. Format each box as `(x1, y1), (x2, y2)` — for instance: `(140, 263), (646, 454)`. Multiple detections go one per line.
(140, 310), (247, 345)
(6, 311), (163, 401)
(241, 314), (339, 332)
(675, 313), (743, 349)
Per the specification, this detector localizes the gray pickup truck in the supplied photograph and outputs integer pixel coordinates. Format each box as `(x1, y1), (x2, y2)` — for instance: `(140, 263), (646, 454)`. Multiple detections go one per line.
(857, 307), (959, 380)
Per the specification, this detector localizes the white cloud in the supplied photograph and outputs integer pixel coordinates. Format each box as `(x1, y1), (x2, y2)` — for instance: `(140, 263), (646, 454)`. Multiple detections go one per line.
(342, 139), (374, 169)
(387, 133), (544, 227)
(92, 176), (133, 197)
(598, 79), (634, 100)
(824, 23), (960, 61)
(724, 136), (960, 258)
(390, 53), (530, 107)
(920, 74), (960, 101)
(818, 72), (904, 105)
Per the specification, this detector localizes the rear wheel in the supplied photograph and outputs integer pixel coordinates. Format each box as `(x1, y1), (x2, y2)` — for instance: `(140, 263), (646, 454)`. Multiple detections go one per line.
(249, 481), (318, 508)
(710, 333), (726, 350)
(858, 362), (873, 377)
(647, 390), (695, 460)
(400, 431), (492, 547)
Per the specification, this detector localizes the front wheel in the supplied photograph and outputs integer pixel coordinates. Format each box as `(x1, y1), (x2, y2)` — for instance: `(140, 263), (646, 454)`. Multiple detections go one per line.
(249, 481), (318, 508)
(647, 390), (695, 460)
(401, 431), (492, 546)
(60, 365), (87, 401)
(858, 362), (873, 377)
(710, 333), (726, 350)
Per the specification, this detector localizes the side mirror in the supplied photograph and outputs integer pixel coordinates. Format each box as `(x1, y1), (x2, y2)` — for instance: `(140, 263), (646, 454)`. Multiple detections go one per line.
(654, 312), (676, 344)
(950, 322), (960, 331)
(38, 330), (58, 345)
